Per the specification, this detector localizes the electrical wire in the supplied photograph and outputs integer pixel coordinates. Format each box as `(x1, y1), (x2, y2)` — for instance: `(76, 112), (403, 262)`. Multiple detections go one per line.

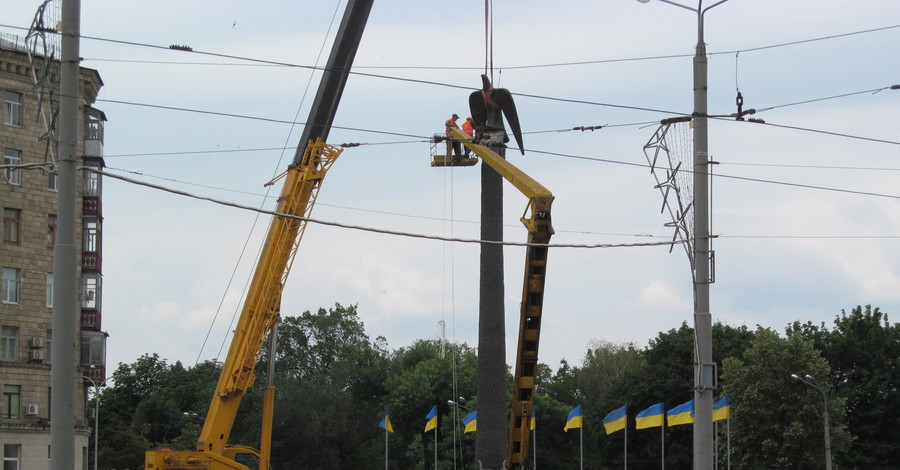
(525, 148), (900, 200)
(4, 22), (894, 72)
(87, 166), (681, 250)
(102, 164), (679, 240)
(721, 162), (900, 172)
(753, 86), (897, 113)
(31, 20), (900, 121)
(717, 117), (900, 147)
(6, 162), (883, 242)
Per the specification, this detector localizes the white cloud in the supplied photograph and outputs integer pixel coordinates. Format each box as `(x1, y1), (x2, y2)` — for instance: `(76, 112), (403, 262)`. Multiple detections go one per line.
(638, 280), (692, 311)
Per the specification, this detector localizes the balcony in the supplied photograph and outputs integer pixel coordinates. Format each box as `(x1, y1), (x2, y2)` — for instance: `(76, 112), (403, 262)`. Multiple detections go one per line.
(82, 251), (102, 272)
(82, 365), (106, 383)
(81, 308), (101, 330)
(83, 196), (101, 215)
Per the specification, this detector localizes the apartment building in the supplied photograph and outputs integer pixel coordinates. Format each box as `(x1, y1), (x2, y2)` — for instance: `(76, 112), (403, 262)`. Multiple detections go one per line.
(1, 34), (106, 470)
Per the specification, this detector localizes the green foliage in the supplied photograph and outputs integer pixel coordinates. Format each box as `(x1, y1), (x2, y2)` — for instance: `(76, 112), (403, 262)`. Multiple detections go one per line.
(722, 327), (849, 469)
(96, 304), (896, 469)
(788, 305), (900, 467)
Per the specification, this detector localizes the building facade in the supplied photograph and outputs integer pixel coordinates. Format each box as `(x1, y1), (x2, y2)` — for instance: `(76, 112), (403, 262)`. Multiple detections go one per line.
(1, 34), (106, 470)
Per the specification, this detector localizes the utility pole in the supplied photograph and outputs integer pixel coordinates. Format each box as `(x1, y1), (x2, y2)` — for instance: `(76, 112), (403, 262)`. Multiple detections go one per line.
(636, 2), (732, 468)
(51, 0), (81, 468)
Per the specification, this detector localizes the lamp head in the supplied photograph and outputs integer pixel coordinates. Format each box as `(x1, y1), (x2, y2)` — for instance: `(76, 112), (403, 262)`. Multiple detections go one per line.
(790, 374), (800, 380)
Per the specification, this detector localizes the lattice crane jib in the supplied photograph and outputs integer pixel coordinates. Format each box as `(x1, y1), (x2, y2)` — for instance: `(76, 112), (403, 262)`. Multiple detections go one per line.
(643, 120), (695, 271)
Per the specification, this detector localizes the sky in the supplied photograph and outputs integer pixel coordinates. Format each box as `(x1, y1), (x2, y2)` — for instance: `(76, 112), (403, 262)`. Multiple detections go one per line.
(3, 0), (899, 378)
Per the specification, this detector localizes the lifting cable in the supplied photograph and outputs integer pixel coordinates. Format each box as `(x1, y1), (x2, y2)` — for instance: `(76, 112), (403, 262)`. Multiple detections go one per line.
(484, 0), (493, 82)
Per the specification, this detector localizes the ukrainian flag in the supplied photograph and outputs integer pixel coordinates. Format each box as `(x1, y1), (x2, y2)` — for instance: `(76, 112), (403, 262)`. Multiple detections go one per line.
(462, 410), (477, 433)
(529, 407), (536, 431)
(424, 405), (438, 432)
(378, 407), (394, 432)
(635, 403), (664, 429)
(713, 395), (730, 422)
(602, 405), (628, 435)
(667, 400), (694, 427)
(564, 405), (583, 432)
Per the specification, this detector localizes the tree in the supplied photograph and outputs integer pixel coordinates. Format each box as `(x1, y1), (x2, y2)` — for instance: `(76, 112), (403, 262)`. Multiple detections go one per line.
(722, 328), (849, 469)
(789, 305), (900, 467)
(268, 303), (389, 468)
(95, 354), (220, 469)
(384, 340), (478, 469)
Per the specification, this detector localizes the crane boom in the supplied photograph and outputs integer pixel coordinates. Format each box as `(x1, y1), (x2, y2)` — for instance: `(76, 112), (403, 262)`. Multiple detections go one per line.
(449, 128), (554, 468)
(145, 2), (372, 469)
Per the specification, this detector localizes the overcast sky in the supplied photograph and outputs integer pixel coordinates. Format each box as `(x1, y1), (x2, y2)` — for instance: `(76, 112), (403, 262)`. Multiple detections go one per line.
(4, 0), (899, 376)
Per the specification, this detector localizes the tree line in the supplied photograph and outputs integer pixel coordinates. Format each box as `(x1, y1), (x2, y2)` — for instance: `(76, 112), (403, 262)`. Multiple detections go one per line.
(93, 304), (899, 469)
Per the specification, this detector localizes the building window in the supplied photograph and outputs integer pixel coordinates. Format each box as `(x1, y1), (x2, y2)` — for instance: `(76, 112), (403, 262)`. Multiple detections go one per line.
(3, 444), (20, 470)
(82, 274), (100, 310)
(2, 385), (20, 420)
(45, 331), (52, 366)
(46, 273), (54, 308)
(1, 326), (18, 361)
(83, 217), (100, 252)
(80, 331), (105, 366)
(84, 166), (100, 196)
(48, 214), (56, 248)
(2, 208), (19, 243)
(48, 168), (57, 191)
(3, 149), (21, 185)
(4, 91), (22, 127)
(1, 268), (20, 304)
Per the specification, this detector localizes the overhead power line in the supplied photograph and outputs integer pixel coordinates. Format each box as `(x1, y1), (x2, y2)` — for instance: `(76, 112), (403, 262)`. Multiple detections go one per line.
(9, 21), (896, 118)
(6, 22), (894, 71)
(528, 149), (900, 200)
(719, 117), (900, 146)
(88, 166), (680, 250)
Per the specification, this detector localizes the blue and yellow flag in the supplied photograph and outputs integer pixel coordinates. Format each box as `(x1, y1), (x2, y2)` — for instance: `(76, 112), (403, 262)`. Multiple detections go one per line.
(635, 403), (664, 429)
(462, 410), (477, 433)
(564, 405), (583, 432)
(529, 407), (536, 431)
(713, 395), (730, 422)
(667, 400), (694, 427)
(602, 405), (628, 435)
(378, 407), (394, 433)
(424, 405), (438, 432)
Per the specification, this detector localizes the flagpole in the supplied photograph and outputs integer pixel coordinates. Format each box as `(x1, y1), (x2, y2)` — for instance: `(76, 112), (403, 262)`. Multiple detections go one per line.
(624, 425), (628, 470)
(579, 426), (584, 470)
(726, 417), (731, 470)
(532, 423), (537, 470)
(714, 422), (718, 470)
(434, 426), (438, 470)
(660, 424), (665, 470)
(384, 425), (389, 470)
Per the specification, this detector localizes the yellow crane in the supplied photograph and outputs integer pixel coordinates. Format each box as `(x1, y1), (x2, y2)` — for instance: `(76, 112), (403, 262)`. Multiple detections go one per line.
(145, 141), (342, 470)
(144, 1), (373, 468)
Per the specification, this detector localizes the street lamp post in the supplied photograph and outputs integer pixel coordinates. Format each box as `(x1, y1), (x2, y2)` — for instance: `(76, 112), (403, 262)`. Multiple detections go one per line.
(791, 374), (833, 470)
(79, 375), (106, 470)
(447, 397), (474, 412)
(635, 2), (732, 469)
(448, 398), (475, 468)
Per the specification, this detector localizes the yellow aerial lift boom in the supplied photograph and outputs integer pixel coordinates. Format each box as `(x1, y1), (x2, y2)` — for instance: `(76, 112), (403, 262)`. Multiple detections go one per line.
(446, 127), (554, 469)
(145, 1), (373, 468)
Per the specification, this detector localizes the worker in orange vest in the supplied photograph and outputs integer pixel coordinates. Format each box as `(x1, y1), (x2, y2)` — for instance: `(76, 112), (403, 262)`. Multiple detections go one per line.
(462, 117), (475, 157)
(445, 113), (462, 158)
